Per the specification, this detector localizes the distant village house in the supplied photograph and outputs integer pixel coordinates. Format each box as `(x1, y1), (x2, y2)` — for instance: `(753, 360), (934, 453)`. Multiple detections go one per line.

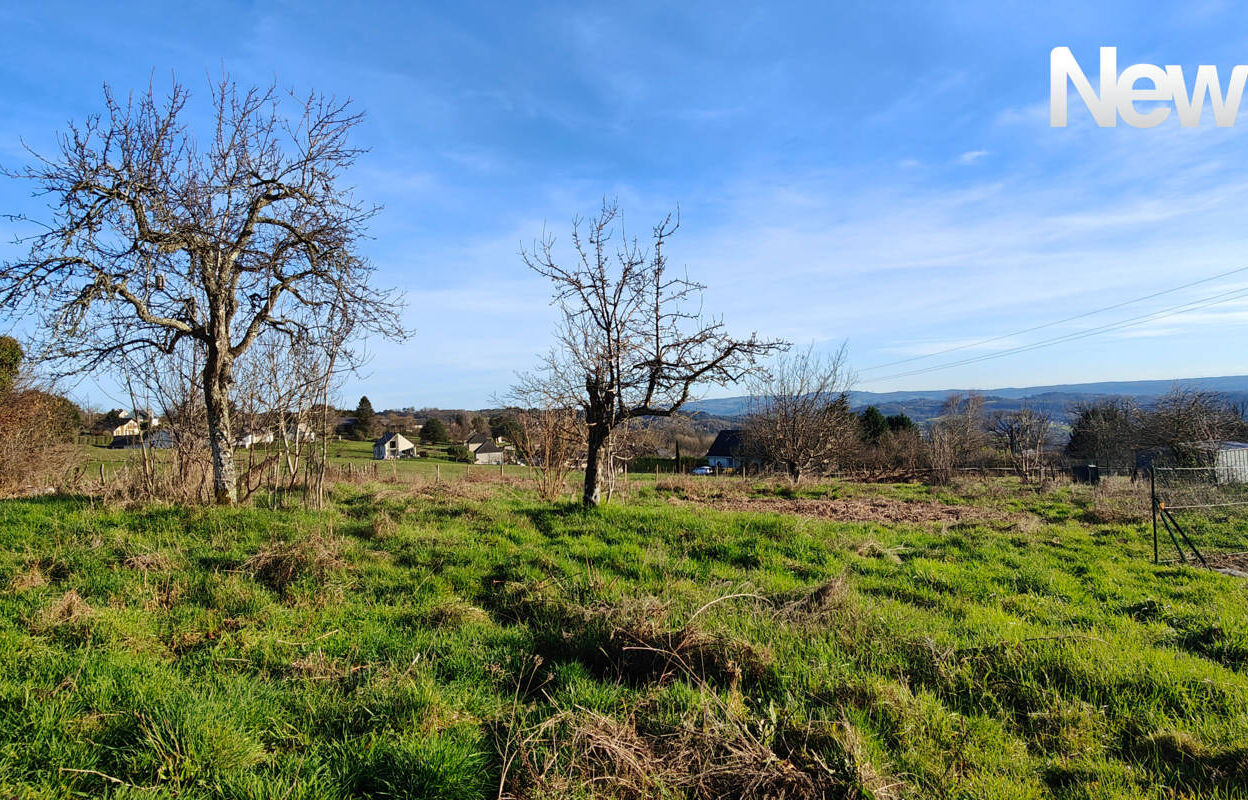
(705, 429), (747, 471)
(374, 432), (416, 460)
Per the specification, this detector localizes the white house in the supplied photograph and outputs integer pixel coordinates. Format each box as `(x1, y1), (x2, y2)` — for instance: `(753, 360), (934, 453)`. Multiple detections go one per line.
(284, 422), (317, 443)
(374, 432), (416, 460)
(236, 430), (275, 448)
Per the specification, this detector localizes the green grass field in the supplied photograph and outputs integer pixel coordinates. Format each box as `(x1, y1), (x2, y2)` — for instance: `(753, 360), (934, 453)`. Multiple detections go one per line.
(80, 439), (537, 484)
(1, 477), (1246, 798)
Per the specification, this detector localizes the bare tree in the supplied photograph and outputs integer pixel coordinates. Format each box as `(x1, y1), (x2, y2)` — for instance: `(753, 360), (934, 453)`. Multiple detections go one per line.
(927, 392), (987, 484)
(743, 344), (856, 484)
(507, 405), (586, 503)
(522, 201), (784, 506)
(0, 77), (404, 504)
(989, 406), (1052, 482)
(1135, 388), (1248, 465)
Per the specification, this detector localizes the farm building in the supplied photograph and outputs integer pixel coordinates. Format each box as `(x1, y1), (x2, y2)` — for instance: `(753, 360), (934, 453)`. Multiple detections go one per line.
(1213, 442), (1248, 483)
(235, 430), (275, 448)
(705, 429), (746, 470)
(374, 432), (416, 460)
(1136, 441), (1248, 483)
(473, 439), (504, 465)
(465, 432), (492, 453)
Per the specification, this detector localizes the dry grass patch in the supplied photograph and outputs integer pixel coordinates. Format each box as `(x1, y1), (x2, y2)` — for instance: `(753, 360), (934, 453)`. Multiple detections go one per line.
(502, 702), (899, 800)
(244, 530), (347, 594)
(1082, 477), (1148, 526)
(670, 494), (1000, 525)
(33, 588), (92, 632)
(8, 564), (48, 592)
(854, 540), (906, 563)
(124, 551), (177, 572)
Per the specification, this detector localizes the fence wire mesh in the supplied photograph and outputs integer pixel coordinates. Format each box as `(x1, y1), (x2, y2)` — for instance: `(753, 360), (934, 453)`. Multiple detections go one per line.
(1152, 464), (1248, 568)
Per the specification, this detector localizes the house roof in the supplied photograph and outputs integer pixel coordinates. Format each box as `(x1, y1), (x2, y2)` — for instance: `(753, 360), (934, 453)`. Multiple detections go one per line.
(475, 440), (503, 454)
(466, 432), (492, 445)
(706, 429), (744, 458)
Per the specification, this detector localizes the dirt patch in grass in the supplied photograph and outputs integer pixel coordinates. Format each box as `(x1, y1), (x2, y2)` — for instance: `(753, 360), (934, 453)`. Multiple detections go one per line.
(1201, 552), (1248, 575)
(670, 494), (1000, 525)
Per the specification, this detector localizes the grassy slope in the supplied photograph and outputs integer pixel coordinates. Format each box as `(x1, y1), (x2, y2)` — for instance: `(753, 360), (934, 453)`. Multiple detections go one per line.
(80, 440), (535, 483)
(0, 480), (1246, 798)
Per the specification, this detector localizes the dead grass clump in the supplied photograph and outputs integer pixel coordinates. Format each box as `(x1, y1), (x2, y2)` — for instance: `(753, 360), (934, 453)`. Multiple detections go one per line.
(124, 551), (176, 572)
(771, 577), (852, 623)
(500, 586), (776, 691)
(505, 709), (672, 800)
(8, 564), (48, 592)
(34, 589), (92, 633)
(244, 531), (346, 594)
(502, 704), (898, 800)
(369, 511), (398, 539)
(1007, 514), (1044, 535)
(1082, 477), (1147, 525)
(615, 624), (774, 691)
(576, 598), (775, 691)
(854, 540), (906, 564)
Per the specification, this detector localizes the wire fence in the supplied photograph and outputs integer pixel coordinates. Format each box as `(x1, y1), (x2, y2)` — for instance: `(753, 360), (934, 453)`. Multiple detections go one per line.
(1151, 463), (1248, 568)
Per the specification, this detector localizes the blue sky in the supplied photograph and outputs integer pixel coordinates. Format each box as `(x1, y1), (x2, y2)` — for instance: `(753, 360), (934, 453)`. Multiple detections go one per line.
(3, 1), (1248, 410)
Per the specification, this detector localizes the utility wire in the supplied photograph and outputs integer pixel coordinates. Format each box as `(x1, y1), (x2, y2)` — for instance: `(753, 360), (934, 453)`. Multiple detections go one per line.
(868, 283), (1248, 383)
(859, 264), (1248, 373)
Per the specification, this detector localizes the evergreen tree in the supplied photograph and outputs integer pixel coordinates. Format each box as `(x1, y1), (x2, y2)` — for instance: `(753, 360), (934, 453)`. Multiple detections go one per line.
(859, 406), (888, 443)
(353, 396), (376, 440)
(886, 412), (916, 433)
(420, 417), (449, 444)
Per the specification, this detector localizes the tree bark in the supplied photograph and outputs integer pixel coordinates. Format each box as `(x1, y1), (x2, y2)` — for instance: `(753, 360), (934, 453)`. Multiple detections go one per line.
(583, 422), (609, 507)
(204, 343), (237, 505)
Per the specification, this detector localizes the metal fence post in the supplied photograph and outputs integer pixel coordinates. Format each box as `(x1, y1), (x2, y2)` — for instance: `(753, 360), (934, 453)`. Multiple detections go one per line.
(1151, 467), (1158, 564)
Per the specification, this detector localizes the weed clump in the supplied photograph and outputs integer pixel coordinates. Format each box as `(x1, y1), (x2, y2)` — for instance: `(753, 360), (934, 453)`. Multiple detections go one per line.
(244, 531), (346, 594)
(32, 588), (93, 639)
(483, 575), (776, 690)
(854, 540), (906, 563)
(501, 704), (899, 800)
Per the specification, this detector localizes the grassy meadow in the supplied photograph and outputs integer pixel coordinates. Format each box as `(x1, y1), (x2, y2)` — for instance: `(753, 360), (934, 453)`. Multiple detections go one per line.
(2, 475), (1247, 798)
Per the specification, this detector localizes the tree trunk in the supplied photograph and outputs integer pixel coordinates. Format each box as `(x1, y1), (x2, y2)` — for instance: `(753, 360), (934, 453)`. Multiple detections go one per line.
(204, 348), (238, 505)
(583, 423), (609, 507)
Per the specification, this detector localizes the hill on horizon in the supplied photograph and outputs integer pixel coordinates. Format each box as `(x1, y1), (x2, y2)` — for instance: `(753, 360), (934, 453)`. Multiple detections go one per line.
(685, 374), (1248, 424)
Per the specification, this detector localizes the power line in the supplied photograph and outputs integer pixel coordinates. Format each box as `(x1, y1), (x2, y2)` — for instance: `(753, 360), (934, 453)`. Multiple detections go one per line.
(868, 283), (1248, 383)
(859, 264), (1248, 373)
